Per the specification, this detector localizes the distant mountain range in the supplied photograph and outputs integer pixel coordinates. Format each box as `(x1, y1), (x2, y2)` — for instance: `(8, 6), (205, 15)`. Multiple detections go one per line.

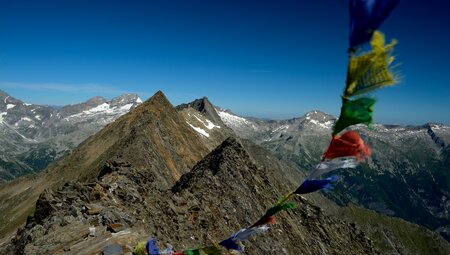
(216, 108), (450, 241)
(0, 90), (449, 254)
(0, 90), (142, 182)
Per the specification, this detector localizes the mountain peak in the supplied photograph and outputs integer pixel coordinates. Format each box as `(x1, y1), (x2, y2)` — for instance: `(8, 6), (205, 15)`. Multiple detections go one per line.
(153, 90), (167, 99)
(110, 93), (141, 107)
(304, 110), (335, 120)
(50, 89), (209, 183)
(176, 96), (223, 125)
(86, 96), (107, 105)
(144, 90), (171, 106)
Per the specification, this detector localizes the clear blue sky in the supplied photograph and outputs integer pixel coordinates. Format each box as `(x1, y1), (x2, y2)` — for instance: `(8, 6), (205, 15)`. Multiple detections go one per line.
(0, 0), (449, 125)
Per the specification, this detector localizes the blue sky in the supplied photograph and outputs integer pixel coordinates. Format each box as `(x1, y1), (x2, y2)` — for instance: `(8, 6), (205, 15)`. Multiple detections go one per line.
(0, 0), (449, 125)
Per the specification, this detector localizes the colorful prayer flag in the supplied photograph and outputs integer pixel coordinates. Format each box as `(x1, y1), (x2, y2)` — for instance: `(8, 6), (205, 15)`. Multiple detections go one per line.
(250, 201), (294, 228)
(232, 225), (270, 242)
(219, 237), (241, 252)
(308, 157), (358, 179)
(133, 241), (147, 255)
(294, 176), (337, 195)
(322, 130), (371, 161)
(349, 0), (399, 49)
(185, 249), (201, 255)
(146, 239), (160, 255)
(333, 97), (376, 135)
(345, 31), (398, 97)
(160, 246), (174, 255)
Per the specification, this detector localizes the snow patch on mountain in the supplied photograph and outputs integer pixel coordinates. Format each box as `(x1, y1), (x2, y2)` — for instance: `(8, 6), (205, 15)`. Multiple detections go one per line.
(86, 103), (110, 113)
(217, 110), (248, 125)
(20, 117), (33, 122)
(187, 122), (209, 137)
(272, 124), (289, 133)
(308, 119), (333, 129)
(6, 104), (15, 109)
(64, 102), (134, 120)
(1, 118), (36, 142)
(193, 115), (220, 130)
(204, 119), (220, 130)
(0, 112), (7, 123)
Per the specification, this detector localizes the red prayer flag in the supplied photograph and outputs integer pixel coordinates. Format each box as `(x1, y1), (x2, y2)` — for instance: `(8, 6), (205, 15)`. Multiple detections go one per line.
(322, 131), (371, 161)
(250, 216), (276, 228)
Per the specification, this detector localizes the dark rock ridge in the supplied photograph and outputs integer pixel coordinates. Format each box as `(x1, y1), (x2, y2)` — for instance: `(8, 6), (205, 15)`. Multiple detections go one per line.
(5, 138), (378, 255)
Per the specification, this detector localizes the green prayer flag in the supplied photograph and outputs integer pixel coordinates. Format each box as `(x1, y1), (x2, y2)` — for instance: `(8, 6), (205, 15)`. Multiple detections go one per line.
(345, 31), (398, 98)
(265, 202), (295, 217)
(333, 97), (376, 135)
(185, 249), (201, 255)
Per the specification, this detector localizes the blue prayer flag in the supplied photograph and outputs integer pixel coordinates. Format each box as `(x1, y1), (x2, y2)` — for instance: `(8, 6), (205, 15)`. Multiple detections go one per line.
(349, 0), (399, 49)
(294, 176), (337, 195)
(146, 239), (160, 255)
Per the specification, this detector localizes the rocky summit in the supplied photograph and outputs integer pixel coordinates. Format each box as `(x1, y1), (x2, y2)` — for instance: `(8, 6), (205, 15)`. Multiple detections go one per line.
(0, 90), (142, 183)
(1, 91), (450, 255)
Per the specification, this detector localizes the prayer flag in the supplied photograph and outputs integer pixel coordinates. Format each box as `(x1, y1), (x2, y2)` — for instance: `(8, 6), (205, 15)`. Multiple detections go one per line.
(333, 97), (376, 135)
(350, 0), (399, 49)
(323, 131), (371, 161)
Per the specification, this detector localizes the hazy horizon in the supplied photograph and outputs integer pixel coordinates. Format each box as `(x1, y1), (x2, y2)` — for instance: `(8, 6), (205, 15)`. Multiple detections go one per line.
(1, 87), (448, 126)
